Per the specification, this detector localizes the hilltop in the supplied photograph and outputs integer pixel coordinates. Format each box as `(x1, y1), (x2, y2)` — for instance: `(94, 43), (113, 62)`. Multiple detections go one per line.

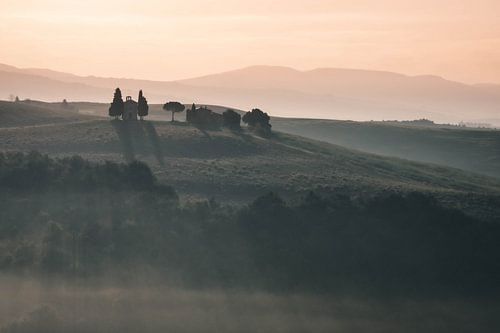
(43, 100), (500, 180)
(2, 63), (500, 125)
(0, 101), (499, 220)
(0, 100), (95, 128)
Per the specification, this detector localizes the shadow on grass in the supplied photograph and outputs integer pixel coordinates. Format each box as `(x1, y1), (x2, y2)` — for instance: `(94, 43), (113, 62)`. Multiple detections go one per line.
(196, 126), (212, 139)
(142, 121), (165, 166)
(236, 128), (266, 143)
(112, 120), (167, 165)
(111, 120), (135, 162)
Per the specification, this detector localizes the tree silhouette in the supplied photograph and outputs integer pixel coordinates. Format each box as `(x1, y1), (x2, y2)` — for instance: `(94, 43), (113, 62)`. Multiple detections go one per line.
(242, 108), (271, 132)
(137, 90), (149, 120)
(222, 109), (241, 129)
(109, 88), (124, 120)
(186, 103), (196, 122)
(163, 101), (185, 122)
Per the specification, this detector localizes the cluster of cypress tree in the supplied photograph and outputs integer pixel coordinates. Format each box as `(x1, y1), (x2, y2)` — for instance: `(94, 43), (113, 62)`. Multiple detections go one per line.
(109, 88), (149, 120)
(108, 88), (272, 133)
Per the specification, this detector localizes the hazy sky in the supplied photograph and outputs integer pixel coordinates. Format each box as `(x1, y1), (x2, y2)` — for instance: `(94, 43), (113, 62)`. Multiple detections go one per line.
(1, 0), (500, 83)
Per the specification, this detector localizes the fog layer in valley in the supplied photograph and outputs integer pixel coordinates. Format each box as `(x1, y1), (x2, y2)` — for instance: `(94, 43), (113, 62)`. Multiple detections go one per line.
(1, 277), (499, 333)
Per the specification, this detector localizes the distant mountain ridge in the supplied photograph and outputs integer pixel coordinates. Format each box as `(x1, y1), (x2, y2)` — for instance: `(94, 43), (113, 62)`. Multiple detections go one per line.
(1, 63), (500, 124)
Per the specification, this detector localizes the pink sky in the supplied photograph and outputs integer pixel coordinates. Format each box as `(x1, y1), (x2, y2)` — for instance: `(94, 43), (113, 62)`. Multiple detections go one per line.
(1, 0), (500, 83)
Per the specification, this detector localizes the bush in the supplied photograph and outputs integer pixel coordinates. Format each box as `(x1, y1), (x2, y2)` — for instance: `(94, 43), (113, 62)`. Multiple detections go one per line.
(0, 152), (164, 192)
(242, 108), (271, 133)
(222, 109), (241, 129)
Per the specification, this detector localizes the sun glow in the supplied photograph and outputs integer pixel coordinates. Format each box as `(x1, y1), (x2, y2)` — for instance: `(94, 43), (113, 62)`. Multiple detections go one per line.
(1, 0), (500, 83)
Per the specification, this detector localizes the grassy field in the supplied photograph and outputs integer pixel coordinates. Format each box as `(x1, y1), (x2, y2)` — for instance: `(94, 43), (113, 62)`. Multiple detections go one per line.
(71, 101), (234, 122)
(2, 101), (500, 332)
(272, 117), (500, 178)
(0, 100), (95, 128)
(68, 101), (500, 179)
(1, 100), (500, 219)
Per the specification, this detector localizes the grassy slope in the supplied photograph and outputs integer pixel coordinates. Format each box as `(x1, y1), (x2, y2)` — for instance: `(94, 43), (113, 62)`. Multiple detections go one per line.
(74, 102), (500, 179)
(0, 100), (96, 128)
(71, 102), (235, 122)
(1, 101), (500, 220)
(272, 118), (500, 179)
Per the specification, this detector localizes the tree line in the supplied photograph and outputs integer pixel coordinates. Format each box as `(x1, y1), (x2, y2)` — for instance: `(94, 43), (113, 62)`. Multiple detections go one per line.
(0, 151), (169, 192)
(108, 88), (272, 133)
(1, 152), (499, 297)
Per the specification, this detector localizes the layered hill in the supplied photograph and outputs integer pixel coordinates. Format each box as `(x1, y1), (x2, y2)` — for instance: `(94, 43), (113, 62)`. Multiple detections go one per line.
(0, 101), (499, 220)
(180, 66), (500, 124)
(273, 118), (500, 179)
(2, 63), (500, 125)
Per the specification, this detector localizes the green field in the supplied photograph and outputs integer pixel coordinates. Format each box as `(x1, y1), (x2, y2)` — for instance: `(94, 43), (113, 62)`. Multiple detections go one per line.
(272, 117), (500, 178)
(62, 101), (500, 179)
(1, 100), (499, 220)
(2, 100), (500, 332)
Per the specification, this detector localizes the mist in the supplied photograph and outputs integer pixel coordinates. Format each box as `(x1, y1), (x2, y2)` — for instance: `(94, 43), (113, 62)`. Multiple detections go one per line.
(2, 1), (500, 331)
(3, 64), (500, 124)
(2, 276), (499, 333)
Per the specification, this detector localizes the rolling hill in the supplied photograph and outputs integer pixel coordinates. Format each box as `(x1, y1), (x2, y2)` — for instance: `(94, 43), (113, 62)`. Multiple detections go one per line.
(0, 100), (95, 128)
(272, 118), (500, 179)
(43, 101), (500, 180)
(2, 63), (500, 125)
(1, 100), (499, 220)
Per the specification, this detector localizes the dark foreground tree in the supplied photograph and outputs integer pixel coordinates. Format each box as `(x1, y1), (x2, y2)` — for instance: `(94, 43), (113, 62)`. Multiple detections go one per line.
(222, 109), (241, 129)
(163, 101), (185, 122)
(242, 108), (271, 133)
(109, 88), (124, 120)
(137, 90), (149, 120)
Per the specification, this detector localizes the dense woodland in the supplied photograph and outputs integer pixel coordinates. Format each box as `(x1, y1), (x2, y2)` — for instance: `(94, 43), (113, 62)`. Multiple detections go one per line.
(0, 152), (499, 297)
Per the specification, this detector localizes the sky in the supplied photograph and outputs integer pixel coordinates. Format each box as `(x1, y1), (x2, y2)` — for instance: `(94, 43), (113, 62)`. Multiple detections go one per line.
(1, 0), (500, 83)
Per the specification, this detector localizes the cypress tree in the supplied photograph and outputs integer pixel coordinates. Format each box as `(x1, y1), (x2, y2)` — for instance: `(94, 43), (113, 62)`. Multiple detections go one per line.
(138, 90), (149, 120)
(186, 103), (196, 122)
(109, 88), (124, 120)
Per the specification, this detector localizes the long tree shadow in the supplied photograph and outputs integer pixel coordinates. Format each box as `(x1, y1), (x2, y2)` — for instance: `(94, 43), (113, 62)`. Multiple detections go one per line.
(111, 120), (135, 162)
(194, 125), (213, 139)
(236, 129), (257, 143)
(142, 121), (165, 165)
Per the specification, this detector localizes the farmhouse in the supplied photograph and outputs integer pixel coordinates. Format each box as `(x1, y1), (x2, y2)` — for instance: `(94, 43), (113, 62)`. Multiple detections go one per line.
(186, 106), (222, 127)
(123, 96), (138, 120)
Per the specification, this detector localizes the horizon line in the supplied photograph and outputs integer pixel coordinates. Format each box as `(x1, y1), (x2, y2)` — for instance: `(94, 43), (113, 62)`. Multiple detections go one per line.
(1, 61), (496, 87)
